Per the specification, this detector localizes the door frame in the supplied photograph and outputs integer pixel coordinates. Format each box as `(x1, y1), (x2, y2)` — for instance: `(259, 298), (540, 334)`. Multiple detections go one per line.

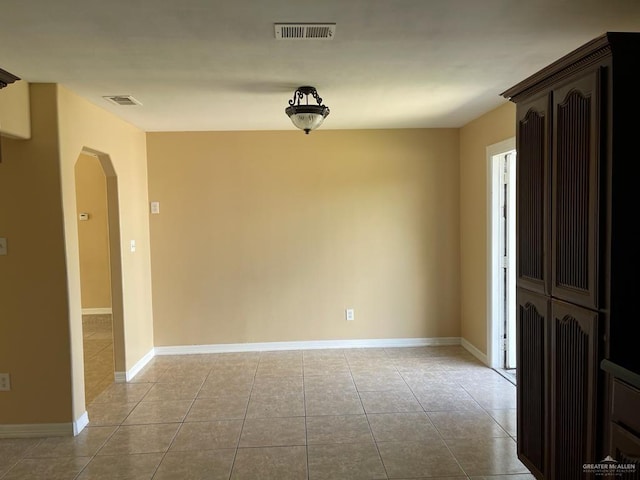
(486, 137), (516, 369)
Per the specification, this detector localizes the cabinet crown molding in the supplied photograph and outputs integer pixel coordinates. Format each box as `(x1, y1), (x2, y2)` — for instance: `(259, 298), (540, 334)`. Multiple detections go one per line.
(501, 32), (640, 102)
(0, 68), (20, 89)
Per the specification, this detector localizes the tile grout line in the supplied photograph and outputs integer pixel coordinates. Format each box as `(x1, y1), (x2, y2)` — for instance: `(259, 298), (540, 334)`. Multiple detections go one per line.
(227, 354), (259, 480)
(147, 361), (212, 479)
(302, 351), (310, 480)
(347, 350), (391, 480)
(435, 377), (475, 479)
(458, 382), (513, 438)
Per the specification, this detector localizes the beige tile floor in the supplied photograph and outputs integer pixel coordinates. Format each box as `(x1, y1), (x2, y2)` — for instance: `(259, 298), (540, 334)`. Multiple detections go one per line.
(82, 315), (115, 405)
(0, 345), (534, 480)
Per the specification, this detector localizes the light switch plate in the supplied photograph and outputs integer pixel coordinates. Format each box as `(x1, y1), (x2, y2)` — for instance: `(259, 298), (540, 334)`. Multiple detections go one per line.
(0, 237), (7, 256)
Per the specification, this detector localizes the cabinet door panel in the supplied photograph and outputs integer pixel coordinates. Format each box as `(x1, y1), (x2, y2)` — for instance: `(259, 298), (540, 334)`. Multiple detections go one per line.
(612, 378), (640, 436)
(516, 93), (551, 295)
(550, 299), (600, 479)
(551, 69), (603, 309)
(610, 423), (640, 478)
(516, 288), (549, 478)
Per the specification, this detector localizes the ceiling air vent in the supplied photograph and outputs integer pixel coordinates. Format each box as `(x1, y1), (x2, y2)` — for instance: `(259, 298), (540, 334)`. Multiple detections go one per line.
(275, 23), (335, 40)
(103, 95), (142, 106)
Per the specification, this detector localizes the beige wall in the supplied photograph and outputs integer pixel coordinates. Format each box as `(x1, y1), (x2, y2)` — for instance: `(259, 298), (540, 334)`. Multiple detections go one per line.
(147, 129), (461, 346)
(459, 101), (515, 355)
(57, 85), (153, 420)
(0, 84), (73, 425)
(0, 78), (512, 430)
(0, 83), (153, 427)
(75, 154), (112, 309)
(0, 79), (31, 139)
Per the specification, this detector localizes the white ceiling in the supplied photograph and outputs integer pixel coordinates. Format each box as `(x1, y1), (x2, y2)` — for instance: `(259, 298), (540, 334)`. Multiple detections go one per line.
(1, 0), (638, 132)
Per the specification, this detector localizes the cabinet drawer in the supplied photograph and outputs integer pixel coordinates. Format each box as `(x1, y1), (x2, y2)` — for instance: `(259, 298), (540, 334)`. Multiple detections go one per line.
(612, 379), (640, 435)
(610, 422), (640, 476)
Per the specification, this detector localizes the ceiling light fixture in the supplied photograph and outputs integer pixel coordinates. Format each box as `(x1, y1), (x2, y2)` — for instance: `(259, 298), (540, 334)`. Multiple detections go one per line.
(285, 86), (330, 134)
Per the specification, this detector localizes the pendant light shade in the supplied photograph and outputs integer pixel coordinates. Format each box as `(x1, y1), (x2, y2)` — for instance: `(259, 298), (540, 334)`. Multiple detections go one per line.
(285, 86), (330, 134)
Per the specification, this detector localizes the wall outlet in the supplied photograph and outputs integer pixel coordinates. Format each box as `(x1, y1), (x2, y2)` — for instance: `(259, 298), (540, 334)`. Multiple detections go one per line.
(346, 308), (355, 321)
(0, 373), (11, 391)
(0, 237), (7, 256)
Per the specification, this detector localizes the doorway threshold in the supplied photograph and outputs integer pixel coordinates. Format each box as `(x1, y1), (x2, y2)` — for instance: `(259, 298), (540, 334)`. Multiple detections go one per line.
(494, 368), (516, 386)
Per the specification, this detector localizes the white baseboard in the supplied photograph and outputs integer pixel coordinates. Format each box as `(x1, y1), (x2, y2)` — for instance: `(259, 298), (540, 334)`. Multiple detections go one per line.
(0, 422), (73, 438)
(81, 307), (112, 315)
(154, 337), (461, 355)
(115, 348), (155, 382)
(461, 338), (488, 365)
(0, 412), (88, 438)
(73, 412), (89, 436)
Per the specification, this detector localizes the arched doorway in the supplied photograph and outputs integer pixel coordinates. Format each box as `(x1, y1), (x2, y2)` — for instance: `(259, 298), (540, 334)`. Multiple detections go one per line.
(74, 148), (126, 404)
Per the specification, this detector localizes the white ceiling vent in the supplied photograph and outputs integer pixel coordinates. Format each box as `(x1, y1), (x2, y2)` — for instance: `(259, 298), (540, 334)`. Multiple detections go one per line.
(103, 95), (142, 106)
(275, 23), (335, 40)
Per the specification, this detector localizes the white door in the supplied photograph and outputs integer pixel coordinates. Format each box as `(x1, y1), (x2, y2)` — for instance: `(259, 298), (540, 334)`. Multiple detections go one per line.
(487, 138), (516, 372)
(502, 151), (517, 369)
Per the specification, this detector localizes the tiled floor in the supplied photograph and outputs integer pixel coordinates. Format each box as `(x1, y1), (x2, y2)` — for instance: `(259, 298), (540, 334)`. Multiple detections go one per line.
(0, 345), (534, 479)
(494, 368), (516, 386)
(82, 314), (115, 405)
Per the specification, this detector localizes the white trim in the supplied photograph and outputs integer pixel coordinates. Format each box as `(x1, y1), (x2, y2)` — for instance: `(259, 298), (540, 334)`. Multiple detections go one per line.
(486, 137), (516, 369)
(81, 307), (112, 315)
(154, 337), (461, 355)
(461, 338), (488, 365)
(0, 422), (73, 438)
(505, 151), (517, 369)
(115, 348), (155, 383)
(73, 412), (89, 436)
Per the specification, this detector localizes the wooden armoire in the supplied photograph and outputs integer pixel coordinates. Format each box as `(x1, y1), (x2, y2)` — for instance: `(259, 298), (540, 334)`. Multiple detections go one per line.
(502, 32), (640, 479)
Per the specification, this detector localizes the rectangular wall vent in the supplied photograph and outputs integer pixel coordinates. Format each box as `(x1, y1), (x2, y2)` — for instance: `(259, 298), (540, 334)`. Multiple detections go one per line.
(275, 23), (335, 40)
(103, 95), (142, 106)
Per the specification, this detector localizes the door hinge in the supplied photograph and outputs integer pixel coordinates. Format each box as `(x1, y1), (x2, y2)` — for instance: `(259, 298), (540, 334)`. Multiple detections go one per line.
(502, 256), (508, 268)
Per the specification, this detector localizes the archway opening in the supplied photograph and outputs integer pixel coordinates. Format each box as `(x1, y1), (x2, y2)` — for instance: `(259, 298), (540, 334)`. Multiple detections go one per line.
(74, 149), (125, 404)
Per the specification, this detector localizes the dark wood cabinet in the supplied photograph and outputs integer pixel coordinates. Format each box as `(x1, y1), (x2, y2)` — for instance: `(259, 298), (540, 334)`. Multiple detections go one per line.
(550, 69), (604, 310)
(550, 300), (600, 479)
(610, 423), (640, 479)
(516, 289), (549, 478)
(607, 374), (640, 478)
(516, 94), (550, 296)
(503, 32), (640, 479)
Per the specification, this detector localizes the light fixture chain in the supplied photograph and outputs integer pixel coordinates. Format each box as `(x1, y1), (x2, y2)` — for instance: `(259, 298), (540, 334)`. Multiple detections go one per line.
(311, 90), (323, 105)
(288, 89), (305, 106)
